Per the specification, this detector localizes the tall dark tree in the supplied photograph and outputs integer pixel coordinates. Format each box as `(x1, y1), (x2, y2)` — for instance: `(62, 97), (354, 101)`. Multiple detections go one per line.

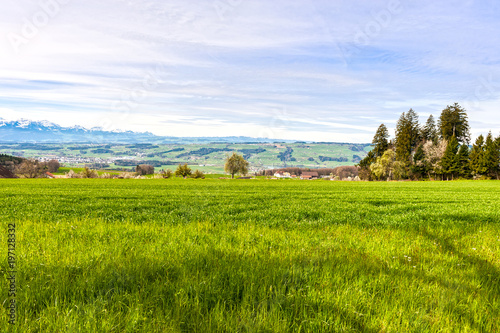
(456, 144), (471, 178)
(357, 124), (389, 181)
(395, 109), (420, 164)
(438, 103), (471, 144)
(372, 124), (390, 157)
(410, 144), (428, 180)
(469, 135), (485, 176)
(440, 135), (459, 180)
(406, 109), (421, 146)
(483, 132), (499, 179)
(422, 114), (439, 144)
(357, 150), (376, 181)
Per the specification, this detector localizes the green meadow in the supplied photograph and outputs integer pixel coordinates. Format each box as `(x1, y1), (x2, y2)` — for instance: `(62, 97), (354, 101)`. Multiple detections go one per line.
(1, 179), (499, 332)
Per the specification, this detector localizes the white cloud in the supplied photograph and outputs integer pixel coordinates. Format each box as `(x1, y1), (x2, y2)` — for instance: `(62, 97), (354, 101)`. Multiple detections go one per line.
(0, 0), (499, 141)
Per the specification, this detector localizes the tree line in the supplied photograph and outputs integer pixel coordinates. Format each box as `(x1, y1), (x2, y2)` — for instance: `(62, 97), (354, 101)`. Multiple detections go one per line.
(358, 103), (500, 180)
(1, 156), (61, 178)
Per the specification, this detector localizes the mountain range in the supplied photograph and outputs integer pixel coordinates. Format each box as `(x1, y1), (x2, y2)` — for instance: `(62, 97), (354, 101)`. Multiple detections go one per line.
(0, 118), (295, 144)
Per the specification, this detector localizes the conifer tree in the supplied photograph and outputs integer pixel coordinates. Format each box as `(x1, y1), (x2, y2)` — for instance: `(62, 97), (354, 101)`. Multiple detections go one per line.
(483, 132), (499, 179)
(438, 103), (470, 144)
(440, 135), (459, 180)
(456, 144), (471, 178)
(395, 109), (420, 169)
(422, 114), (438, 144)
(357, 150), (376, 181)
(372, 124), (390, 157)
(357, 124), (389, 180)
(469, 135), (485, 176)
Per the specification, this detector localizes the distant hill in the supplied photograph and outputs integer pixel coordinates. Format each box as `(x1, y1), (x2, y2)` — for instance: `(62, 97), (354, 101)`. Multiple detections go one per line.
(0, 118), (295, 144)
(0, 142), (372, 172)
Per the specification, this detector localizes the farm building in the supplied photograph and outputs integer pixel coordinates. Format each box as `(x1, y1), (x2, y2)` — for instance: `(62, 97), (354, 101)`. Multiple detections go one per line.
(300, 171), (319, 180)
(274, 171), (291, 178)
(0, 165), (18, 178)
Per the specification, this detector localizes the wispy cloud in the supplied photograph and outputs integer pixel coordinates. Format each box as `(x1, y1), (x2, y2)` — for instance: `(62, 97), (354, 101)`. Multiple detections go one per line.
(0, 0), (499, 142)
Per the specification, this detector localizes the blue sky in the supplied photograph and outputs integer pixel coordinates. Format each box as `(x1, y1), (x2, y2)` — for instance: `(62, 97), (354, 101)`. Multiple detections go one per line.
(1, 0), (500, 142)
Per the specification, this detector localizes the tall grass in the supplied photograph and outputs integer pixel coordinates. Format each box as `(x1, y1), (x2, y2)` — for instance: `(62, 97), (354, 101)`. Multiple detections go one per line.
(1, 179), (499, 332)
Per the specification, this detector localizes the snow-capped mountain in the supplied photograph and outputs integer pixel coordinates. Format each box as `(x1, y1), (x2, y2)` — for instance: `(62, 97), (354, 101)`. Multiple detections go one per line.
(0, 119), (159, 143)
(0, 119), (295, 144)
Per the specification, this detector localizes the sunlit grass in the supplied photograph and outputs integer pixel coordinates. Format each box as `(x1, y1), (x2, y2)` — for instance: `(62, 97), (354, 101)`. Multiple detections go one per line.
(1, 179), (499, 332)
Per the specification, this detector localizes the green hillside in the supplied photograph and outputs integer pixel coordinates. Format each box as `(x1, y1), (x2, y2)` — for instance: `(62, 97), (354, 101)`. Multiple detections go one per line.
(0, 142), (371, 173)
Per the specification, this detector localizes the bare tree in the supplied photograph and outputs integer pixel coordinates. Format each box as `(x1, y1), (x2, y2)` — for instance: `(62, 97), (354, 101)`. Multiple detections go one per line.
(136, 164), (155, 175)
(15, 160), (44, 178)
(46, 160), (60, 173)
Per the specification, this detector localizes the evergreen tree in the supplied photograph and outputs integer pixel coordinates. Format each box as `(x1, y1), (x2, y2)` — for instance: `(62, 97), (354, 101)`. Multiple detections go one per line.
(456, 144), (471, 179)
(395, 109), (420, 166)
(422, 114), (438, 144)
(469, 135), (485, 176)
(357, 150), (376, 181)
(440, 135), (459, 180)
(406, 109), (421, 147)
(372, 124), (390, 157)
(357, 124), (390, 180)
(483, 132), (499, 179)
(438, 103), (471, 144)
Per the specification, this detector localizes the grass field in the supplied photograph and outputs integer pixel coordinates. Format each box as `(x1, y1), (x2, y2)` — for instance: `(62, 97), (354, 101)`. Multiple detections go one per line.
(1, 179), (499, 332)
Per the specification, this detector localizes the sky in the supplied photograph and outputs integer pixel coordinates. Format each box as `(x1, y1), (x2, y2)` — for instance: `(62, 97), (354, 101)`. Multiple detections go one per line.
(1, 0), (500, 143)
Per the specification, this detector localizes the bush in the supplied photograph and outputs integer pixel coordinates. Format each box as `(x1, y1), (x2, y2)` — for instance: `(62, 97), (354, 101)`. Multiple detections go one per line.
(160, 169), (173, 179)
(100, 173), (114, 179)
(66, 170), (81, 178)
(175, 164), (192, 178)
(80, 167), (99, 178)
(192, 170), (205, 179)
(120, 172), (135, 179)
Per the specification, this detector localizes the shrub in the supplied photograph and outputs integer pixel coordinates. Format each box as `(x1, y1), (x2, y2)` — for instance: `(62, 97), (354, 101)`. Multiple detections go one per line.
(100, 173), (114, 179)
(160, 169), (173, 179)
(175, 163), (192, 178)
(80, 167), (99, 178)
(66, 170), (81, 178)
(192, 170), (205, 179)
(120, 172), (135, 179)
